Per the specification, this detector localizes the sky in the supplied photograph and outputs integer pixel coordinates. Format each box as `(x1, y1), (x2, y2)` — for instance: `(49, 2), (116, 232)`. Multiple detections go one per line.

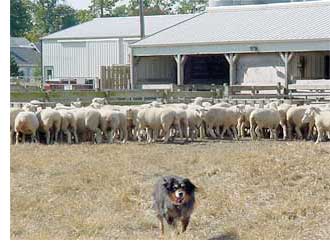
(64, 0), (130, 10)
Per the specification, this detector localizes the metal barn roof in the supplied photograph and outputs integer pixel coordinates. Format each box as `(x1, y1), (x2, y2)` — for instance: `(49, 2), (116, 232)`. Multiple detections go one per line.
(131, 1), (330, 55)
(11, 47), (41, 66)
(42, 14), (195, 40)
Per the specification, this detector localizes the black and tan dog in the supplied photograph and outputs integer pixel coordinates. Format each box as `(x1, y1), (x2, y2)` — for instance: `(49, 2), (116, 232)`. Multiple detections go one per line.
(152, 176), (196, 236)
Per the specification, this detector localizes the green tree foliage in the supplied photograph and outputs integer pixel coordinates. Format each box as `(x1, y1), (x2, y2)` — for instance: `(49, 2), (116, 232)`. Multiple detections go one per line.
(112, 4), (129, 17)
(10, 56), (21, 77)
(54, 4), (79, 30)
(89, 0), (120, 17)
(10, 0), (33, 37)
(75, 9), (95, 23)
(176, 0), (208, 14)
(127, 0), (176, 16)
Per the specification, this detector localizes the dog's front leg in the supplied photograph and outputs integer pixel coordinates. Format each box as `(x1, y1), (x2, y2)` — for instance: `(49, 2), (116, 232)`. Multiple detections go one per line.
(157, 215), (164, 238)
(181, 217), (190, 233)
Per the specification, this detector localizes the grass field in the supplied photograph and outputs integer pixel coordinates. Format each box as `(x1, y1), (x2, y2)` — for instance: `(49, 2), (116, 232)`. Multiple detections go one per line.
(10, 140), (330, 240)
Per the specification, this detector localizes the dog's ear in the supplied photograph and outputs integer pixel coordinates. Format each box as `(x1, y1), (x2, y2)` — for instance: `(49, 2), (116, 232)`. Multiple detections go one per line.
(162, 177), (171, 190)
(183, 178), (197, 193)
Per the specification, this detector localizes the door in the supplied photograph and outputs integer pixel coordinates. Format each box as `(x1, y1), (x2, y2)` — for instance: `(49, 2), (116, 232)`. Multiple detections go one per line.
(44, 66), (54, 80)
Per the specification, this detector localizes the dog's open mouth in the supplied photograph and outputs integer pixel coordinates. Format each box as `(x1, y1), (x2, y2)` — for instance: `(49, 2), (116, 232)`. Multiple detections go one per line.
(175, 197), (184, 205)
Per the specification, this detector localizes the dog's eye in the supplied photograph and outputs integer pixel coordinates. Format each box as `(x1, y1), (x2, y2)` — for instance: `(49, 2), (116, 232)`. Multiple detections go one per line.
(174, 184), (179, 189)
(180, 184), (185, 188)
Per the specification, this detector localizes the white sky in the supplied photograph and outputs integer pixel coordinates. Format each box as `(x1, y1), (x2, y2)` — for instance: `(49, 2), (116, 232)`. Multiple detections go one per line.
(64, 0), (130, 10)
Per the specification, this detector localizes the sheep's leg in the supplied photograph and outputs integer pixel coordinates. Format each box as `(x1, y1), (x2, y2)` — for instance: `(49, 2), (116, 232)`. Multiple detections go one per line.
(232, 127), (239, 140)
(207, 126), (217, 139)
(316, 127), (324, 144)
(16, 132), (20, 144)
(94, 128), (102, 144)
(215, 126), (221, 138)
(64, 130), (71, 144)
(46, 130), (50, 145)
(250, 125), (256, 140)
(199, 122), (205, 139)
(147, 128), (153, 143)
(107, 130), (114, 144)
(73, 128), (79, 144)
(255, 126), (262, 140)
(54, 127), (60, 144)
(287, 124), (293, 140)
(295, 126), (303, 140)
(307, 123), (314, 140)
(281, 122), (287, 140)
(22, 134), (26, 144)
(31, 131), (37, 143)
(227, 127), (234, 139)
(121, 128), (128, 144)
(163, 128), (171, 144)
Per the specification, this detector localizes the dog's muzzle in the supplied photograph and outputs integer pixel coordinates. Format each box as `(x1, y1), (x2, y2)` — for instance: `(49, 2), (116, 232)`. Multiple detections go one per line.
(175, 190), (185, 204)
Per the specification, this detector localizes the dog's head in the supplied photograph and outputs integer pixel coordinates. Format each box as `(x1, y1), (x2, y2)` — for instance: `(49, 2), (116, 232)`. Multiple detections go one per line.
(163, 176), (196, 206)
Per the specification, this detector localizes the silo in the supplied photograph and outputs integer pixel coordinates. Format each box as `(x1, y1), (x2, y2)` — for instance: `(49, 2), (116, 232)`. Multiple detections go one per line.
(209, 0), (316, 7)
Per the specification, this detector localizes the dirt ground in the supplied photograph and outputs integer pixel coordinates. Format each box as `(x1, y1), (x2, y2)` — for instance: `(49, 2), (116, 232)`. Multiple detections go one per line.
(10, 140), (330, 240)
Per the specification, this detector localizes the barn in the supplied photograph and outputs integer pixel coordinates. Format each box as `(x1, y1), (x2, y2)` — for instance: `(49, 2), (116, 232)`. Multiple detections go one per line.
(130, 0), (330, 91)
(41, 14), (195, 87)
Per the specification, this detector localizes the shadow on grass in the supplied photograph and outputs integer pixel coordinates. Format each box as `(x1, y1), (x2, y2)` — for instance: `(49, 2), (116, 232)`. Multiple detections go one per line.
(208, 231), (240, 240)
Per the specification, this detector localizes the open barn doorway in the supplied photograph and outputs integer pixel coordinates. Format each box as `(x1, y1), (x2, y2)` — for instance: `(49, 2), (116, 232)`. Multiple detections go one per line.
(184, 54), (229, 85)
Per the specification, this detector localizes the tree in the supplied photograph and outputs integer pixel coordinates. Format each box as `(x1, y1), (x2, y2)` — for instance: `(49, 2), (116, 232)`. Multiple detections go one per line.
(10, 56), (21, 77)
(10, 0), (33, 37)
(111, 5), (129, 17)
(75, 9), (95, 24)
(89, 0), (120, 17)
(176, 0), (208, 14)
(54, 4), (78, 30)
(127, 0), (176, 16)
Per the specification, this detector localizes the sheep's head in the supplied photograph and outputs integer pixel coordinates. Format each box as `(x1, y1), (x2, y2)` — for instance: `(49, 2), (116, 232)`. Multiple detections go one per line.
(302, 107), (320, 123)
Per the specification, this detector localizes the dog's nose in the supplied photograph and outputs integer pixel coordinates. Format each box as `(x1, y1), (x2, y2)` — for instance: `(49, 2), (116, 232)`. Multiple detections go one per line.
(178, 192), (184, 198)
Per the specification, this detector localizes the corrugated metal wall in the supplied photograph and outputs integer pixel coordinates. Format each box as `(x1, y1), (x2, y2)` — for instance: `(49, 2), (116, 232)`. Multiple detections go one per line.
(136, 56), (176, 84)
(42, 39), (123, 79)
(123, 39), (139, 64)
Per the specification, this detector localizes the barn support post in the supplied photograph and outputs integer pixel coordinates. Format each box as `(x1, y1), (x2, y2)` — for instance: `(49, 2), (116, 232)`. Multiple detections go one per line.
(174, 55), (188, 86)
(225, 53), (238, 86)
(280, 52), (294, 92)
(130, 55), (135, 89)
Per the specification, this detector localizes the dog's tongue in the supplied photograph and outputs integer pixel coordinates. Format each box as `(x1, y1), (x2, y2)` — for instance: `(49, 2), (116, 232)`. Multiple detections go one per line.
(176, 197), (183, 204)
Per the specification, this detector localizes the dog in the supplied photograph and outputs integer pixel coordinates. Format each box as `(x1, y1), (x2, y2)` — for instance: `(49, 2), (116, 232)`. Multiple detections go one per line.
(152, 175), (196, 236)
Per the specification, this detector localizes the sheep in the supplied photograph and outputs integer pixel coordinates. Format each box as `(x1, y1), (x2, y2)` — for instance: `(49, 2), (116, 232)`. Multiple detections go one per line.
(10, 108), (23, 144)
(186, 108), (206, 141)
(277, 103), (293, 140)
(249, 108), (281, 140)
(302, 107), (330, 144)
(287, 106), (314, 140)
(36, 108), (62, 144)
(136, 107), (178, 143)
(14, 111), (39, 144)
(92, 97), (107, 105)
(237, 105), (255, 138)
(99, 109), (128, 143)
(71, 108), (102, 143)
(58, 109), (78, 144)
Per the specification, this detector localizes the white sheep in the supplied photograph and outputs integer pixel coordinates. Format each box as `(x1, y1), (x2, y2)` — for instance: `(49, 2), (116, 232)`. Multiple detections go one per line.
(36, 108), (62, 144)
(287, 106), (314, 140)
(302, 107), (330, 144)
(14, 111), (39, 144)
(249, 108), (281, 140)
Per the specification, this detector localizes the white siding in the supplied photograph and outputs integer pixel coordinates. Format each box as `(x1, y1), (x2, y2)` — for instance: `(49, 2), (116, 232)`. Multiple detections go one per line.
(123, 39), (139, 64)
(42, 39), (120, 79)
(237, 53), (285, 84)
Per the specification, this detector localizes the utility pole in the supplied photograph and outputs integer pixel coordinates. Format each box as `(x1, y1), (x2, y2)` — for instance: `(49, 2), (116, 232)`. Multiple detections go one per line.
(139, 0), (145, 39)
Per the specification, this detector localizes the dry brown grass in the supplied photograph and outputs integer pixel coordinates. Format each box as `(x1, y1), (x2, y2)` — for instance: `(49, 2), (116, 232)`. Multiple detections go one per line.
(10, 140), (330, 240)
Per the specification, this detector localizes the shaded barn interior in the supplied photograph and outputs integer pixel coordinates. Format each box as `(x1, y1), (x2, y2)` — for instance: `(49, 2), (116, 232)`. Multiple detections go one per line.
(184, 55), (229, 84)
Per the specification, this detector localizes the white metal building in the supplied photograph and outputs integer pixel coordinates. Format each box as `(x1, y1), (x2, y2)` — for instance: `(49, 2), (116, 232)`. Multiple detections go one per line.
(130, 0), (330, 89)
(41, 14), (195, 85)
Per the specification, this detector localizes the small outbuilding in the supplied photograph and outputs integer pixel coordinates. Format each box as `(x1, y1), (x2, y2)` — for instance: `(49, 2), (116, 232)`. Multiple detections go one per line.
(41, 14), (195, 86)
(130, 0), (330, 90)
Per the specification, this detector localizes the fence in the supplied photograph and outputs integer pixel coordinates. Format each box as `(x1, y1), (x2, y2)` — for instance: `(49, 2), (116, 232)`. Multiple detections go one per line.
(100, 65), (130, 90)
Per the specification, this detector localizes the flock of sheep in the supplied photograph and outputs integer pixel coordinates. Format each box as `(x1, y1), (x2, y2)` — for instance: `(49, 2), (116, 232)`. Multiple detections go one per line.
(10, 97), (330, 145)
